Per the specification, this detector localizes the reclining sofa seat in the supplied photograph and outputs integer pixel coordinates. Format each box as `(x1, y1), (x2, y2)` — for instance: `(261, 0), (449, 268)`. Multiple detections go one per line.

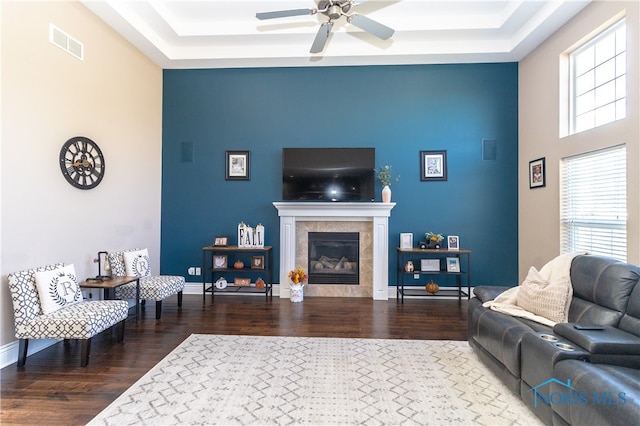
(468, 255), (640, 425)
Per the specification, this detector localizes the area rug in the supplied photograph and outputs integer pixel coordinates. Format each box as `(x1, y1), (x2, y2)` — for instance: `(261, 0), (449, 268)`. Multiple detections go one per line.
(89, 334), (543, 425)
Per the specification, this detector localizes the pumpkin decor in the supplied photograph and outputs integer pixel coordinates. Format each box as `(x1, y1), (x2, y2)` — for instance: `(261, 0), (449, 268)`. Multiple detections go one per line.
(233, 260), (244, 269)
(425, 280), (439, 294)
(255, 277), (265, 289)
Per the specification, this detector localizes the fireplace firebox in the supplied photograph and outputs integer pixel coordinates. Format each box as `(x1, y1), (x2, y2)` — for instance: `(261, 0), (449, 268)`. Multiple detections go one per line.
(308, 232), (359, 284)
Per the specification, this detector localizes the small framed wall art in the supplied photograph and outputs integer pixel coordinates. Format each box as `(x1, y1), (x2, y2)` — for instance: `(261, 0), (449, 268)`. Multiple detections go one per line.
(213, 255), (228, 269)
(234, 277), (251, 286)
(251, 255), (265, 269)
(447, 235), (459, 251)
(446, 257), (460, 272)
(420, 150), (447, 181)
(421, 259), (440, 272)
(400, 233), (413, 249)
(213, 236), (228, 246)
(226, 150), (250, 181)
(529, 157), (546, 188)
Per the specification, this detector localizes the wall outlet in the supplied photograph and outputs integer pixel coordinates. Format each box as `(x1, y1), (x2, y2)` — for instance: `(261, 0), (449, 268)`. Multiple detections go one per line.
(188, 266), (201, 276)
(413, 273), (420, 279)
(195, 267), (201, 275)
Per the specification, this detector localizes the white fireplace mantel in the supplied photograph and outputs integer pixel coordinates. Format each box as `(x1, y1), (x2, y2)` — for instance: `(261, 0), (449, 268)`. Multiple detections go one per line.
(273, 202), (395, 300)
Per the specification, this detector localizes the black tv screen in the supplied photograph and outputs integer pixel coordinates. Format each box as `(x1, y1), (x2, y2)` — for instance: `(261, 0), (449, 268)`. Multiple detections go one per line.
(282, 148), (375, 201)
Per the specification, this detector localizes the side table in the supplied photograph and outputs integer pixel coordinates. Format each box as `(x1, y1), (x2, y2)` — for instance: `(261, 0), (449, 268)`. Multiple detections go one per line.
(79, 276), (141, 322)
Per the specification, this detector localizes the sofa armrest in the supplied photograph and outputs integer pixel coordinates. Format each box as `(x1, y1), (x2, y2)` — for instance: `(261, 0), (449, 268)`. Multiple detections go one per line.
(473, 286), (513, 304)
(553, 323), (640, 355)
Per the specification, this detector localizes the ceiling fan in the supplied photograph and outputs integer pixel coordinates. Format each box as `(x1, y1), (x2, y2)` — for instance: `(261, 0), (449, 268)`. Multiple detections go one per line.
(256, 0), (395, 54)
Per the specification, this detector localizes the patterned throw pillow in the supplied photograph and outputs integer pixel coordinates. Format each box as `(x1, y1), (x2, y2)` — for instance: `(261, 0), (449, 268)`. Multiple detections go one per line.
(124, 249), (151, 277)
(517, 266), (572, 323)
(34, 264), (82, 314)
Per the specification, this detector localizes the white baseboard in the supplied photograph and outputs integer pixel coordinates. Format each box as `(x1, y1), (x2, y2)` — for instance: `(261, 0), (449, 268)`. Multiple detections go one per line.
(0, 338), (59, 369)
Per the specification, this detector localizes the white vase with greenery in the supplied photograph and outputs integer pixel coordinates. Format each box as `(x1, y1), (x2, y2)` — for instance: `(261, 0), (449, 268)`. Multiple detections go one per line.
(376, 165), (398, 203)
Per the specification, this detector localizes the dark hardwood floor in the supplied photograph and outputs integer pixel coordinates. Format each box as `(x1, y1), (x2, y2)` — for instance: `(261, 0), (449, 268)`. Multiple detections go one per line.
(0, 294), (468, 425)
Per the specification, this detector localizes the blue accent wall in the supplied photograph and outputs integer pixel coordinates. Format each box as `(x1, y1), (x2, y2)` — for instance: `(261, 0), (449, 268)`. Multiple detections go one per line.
(161, 63), (518, 288)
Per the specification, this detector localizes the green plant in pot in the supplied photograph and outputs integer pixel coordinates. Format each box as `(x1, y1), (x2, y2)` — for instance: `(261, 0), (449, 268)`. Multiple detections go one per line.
(376, 165), (399, 203)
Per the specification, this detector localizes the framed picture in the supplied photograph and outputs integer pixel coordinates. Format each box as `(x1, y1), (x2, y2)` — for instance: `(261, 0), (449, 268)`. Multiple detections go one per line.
(447, 235), (459, 251)
(251, 255), (265, 269)
(529, 157), (546, 189)
(226, 150), (250, 181)
(421, 259), (440, 272)
(400, 233), (413, 249)
(213, 236), (228, 246)
(446, 257), (460, 272)
(212, 255), (228, 269)
(234, 277), (251, 286)
(420, 150), (447, 181)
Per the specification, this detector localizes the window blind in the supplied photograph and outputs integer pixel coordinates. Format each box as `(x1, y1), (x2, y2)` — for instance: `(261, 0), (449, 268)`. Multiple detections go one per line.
(560, 145), (627, 261)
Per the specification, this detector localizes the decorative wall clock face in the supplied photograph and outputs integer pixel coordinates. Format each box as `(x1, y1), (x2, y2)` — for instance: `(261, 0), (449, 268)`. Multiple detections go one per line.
(59, 136), (105, 189)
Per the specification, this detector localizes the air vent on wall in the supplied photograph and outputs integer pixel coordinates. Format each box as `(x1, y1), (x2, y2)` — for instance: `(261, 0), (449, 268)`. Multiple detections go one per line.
(49, 24), (83, 61)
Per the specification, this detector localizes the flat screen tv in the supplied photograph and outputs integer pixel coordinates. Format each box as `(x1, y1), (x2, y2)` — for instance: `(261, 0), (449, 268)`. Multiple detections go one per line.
(282, 148), (375, 201)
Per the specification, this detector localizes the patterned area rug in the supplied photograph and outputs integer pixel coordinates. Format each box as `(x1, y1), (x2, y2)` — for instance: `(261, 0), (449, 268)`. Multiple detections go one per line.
(89, 334), (543, 425)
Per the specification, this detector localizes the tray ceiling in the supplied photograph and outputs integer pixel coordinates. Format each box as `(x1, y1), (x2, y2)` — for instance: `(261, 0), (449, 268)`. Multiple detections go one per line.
(81, 0), (591, 69)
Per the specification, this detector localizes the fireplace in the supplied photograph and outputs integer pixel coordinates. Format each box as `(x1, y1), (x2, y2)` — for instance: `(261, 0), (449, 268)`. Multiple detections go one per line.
(273, 202), (395, 300)
(308, 232), (359, 284)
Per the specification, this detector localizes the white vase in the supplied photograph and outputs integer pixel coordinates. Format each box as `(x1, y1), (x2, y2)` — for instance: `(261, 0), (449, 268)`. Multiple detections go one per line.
(382, 185), (392, 203)
(290, 283), (304, 302)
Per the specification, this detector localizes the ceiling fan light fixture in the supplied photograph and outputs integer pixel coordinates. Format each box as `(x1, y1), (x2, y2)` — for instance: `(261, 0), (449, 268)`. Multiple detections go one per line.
(257, 0), (394, 53)
(327, 5), (343, 20)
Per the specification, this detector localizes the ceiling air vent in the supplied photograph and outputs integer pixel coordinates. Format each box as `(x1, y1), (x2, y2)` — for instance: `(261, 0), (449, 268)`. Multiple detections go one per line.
(49, 24), (83, 61)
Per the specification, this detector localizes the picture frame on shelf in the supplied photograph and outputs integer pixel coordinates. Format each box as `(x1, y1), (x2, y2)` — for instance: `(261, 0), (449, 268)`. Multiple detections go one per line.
(234, 277), (251, 286)
(447, 235), (460, 250)
(447, 257), (460, 272)
(400, 233), (413, 249)
(420, 150), (447, 181)
(421, 259), (440, 272)
(251, 255), (265, 269)
(212, 255), (228, 269)
(529, 157), (546, 189)
(225, 150), (250, 181)
(213, 236), (228, 246)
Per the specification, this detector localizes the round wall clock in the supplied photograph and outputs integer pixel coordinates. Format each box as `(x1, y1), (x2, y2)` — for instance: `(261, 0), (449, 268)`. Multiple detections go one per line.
(59, 136), (105, 189)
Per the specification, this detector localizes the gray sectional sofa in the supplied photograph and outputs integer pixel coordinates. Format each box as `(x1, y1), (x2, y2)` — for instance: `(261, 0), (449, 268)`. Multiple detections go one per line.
(468, 254), (640, 425)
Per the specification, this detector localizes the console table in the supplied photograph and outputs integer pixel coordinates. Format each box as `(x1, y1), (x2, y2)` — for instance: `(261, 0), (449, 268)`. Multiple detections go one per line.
(202, 245), (273, 301)
(396, 248), (471, 303)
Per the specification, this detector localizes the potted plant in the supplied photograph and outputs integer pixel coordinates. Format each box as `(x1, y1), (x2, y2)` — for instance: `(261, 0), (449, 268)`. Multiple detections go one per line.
(376, 165), (399, 203)
(288, 267), (307, 303)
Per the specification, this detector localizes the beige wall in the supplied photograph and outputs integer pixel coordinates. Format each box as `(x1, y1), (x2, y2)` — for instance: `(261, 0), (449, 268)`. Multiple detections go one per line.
(519, 1), (640, 279)
(0, 1), (162, 355)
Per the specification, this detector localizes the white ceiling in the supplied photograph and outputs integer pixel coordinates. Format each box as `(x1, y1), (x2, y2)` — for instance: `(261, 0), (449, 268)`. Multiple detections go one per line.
(81, 0), (591, 69)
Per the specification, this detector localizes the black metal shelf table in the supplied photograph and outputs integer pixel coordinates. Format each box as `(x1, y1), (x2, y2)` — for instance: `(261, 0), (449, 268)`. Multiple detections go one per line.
(202, 245), (273, 301)
(396, 247), (471, 303)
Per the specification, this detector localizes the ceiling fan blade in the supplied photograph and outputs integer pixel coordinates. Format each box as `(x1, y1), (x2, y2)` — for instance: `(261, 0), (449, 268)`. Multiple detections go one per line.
(310, 22), (334, 54)
(348, 14), (394, 40)
(256, 9), (315, 20)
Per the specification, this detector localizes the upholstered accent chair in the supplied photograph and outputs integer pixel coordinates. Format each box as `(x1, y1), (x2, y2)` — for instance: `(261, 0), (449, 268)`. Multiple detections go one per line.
(107, 249), (184, 320)
(7, 263), (128, 367)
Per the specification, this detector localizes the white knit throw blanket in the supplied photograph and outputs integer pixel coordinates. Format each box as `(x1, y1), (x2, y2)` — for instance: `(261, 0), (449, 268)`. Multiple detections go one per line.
(482, 252), (583, 327)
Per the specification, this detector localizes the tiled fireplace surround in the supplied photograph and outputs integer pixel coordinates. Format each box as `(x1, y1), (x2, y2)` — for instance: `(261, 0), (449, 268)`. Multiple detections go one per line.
(273, 202), (395, 300)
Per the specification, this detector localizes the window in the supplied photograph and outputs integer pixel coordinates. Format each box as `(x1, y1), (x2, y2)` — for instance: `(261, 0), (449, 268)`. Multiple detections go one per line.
(570, 19), (626, 134)
(560, 145), (626, 261)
